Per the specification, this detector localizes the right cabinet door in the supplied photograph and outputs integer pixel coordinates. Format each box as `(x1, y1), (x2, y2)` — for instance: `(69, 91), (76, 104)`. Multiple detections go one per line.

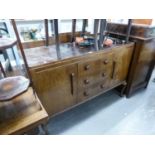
(111, 45), (134, 86)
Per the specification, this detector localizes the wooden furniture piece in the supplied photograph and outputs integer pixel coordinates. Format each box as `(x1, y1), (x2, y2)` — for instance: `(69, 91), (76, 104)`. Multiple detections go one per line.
(9, 19), (134, 117)
(0, 61), (5, 77)
(106, 22), (155, 97)
(0, 20), (49, 135)
(24, 42), (134, 116)
(12, 19), (155, 118)
(132, 19), (152, 25)
(0, 87), (48, 135)
(0, 24), (17, 60)
(44, 19), (49, 46)
(0, 22), (20, 67)
(0, 76), (48, 135)
(0, 38), (17, 50)
(0, 37), (17, 76)
(12, 19), (155, 119)
(0, 76), (30, 101)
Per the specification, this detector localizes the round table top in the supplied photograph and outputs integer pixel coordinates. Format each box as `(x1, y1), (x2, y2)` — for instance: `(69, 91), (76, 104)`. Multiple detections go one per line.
(0, 37), (17, 51)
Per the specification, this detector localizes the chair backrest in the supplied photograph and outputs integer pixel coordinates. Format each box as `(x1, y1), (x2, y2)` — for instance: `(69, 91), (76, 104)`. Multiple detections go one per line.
(0, 27), (10, 78)
(0, 28), (8, 37)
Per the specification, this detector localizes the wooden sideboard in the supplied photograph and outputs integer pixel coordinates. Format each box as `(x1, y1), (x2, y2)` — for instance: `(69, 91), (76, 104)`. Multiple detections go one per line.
(24, 43), (134, 116)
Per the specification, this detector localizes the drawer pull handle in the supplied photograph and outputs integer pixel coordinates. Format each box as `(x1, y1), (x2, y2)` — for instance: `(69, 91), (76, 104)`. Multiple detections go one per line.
(70, 73), (75, 95)
(102, 72), (106, 77)
(84, 65), (90, 70)
(84, 79), (90, 84)
(103, 59), (109, 64)
(84, 91), (89, 96)
(100, 84), (105, 89)
(111, 61), (116, 79)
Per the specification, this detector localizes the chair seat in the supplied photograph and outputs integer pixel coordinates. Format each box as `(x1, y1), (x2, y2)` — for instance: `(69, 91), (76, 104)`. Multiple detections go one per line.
(0, 87), (49, 135)
(0, 76), (30, 101)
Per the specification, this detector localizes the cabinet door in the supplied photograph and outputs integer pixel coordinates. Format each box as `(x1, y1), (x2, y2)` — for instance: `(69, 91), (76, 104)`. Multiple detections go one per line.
(31, 64), (78, 116)
(111, 46), (133, 86)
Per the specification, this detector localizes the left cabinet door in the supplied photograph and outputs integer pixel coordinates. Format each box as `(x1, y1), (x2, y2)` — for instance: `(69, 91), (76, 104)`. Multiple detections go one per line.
(30, 63), (78, 116)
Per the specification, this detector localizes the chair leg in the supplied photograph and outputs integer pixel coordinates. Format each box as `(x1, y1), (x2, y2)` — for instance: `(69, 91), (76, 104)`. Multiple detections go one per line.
(11, 47), (19, 67)
(0, 61), (6, 77)
(3, 50), (12, 71)
(40, 124), (49, 135)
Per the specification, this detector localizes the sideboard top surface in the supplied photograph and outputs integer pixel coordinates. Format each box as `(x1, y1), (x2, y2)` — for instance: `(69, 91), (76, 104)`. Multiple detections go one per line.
(25, 42), (134, 69)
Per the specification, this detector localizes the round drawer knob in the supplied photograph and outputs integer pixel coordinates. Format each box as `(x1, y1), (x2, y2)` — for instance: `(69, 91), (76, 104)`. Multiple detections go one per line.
(84, 65), (90, 70)
(84, 79), (90, 84)
(102, 73), (106, 77)
(103, 59), (109, 64)
(84, 91), (89, 96)
(100, 84), (105, 89)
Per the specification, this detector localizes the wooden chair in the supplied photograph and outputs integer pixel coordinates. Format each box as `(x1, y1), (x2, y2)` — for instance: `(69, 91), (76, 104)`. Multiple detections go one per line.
(0, 20), (49, 135)
(0, 76), (49, 135)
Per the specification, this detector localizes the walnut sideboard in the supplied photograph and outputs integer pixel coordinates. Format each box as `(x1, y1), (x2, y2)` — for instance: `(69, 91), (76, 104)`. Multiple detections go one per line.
(24, 42), (134, 116)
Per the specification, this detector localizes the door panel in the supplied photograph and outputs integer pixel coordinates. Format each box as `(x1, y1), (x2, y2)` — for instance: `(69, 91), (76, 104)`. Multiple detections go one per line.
(32, 64), (78, 116)
(111, 46), (133, 86)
